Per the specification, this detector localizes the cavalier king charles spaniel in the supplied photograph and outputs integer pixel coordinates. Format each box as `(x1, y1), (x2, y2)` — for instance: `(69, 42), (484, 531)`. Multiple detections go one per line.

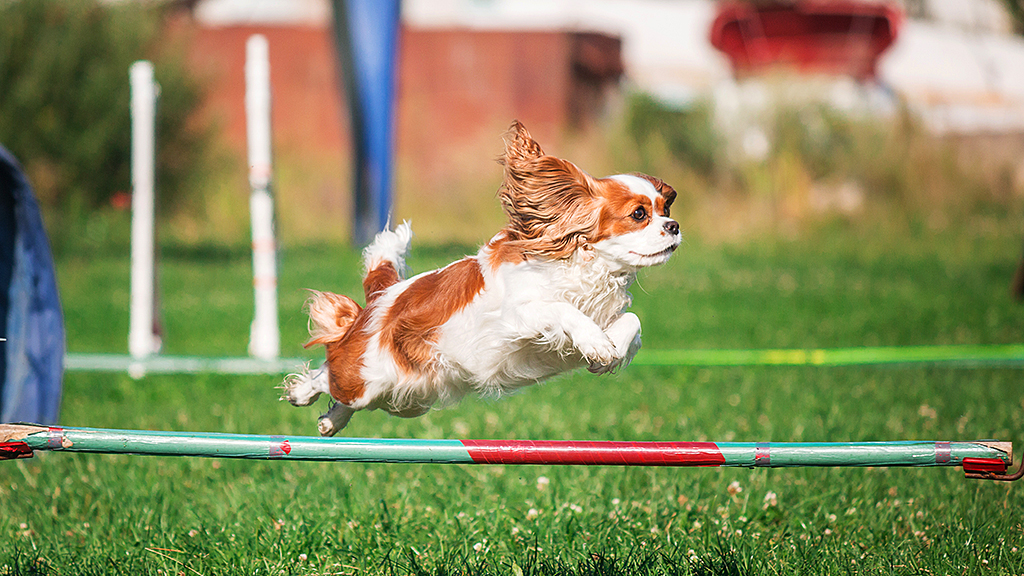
(283, 120), (680, 436)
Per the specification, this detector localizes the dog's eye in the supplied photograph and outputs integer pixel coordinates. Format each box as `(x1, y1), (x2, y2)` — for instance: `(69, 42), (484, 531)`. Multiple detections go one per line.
(631, 207), (647, 221)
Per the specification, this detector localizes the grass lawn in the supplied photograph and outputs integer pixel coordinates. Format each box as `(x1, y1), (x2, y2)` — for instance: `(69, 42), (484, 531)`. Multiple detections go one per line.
(3, 222), (1024, 575)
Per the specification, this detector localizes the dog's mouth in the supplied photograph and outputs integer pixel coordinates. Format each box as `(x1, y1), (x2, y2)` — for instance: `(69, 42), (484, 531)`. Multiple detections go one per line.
(630, 245), (678, 260)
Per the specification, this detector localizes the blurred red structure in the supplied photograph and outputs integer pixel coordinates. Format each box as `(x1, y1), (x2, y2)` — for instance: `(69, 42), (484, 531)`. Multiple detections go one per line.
(161, 10), (624, 239)
(710, 1), (902, 80)
(183, 24), (348, 162)
(179, 22), (622, 168)
(399, 29), (622, 181)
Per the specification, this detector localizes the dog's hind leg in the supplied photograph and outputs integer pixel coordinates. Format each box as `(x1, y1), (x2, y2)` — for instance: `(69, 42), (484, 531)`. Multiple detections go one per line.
(318, 402), (355, 437)
(282, 362), (330, 406)
(282, 360), (356, 436)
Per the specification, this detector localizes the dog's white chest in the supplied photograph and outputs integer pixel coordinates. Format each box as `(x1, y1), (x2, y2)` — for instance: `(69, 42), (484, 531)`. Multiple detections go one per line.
(553, 258), (635, 328)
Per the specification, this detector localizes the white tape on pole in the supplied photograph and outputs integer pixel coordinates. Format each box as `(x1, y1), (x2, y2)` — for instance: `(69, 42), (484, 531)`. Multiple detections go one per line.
(128, 61), (161, 361)
(246, 35), (280, 360)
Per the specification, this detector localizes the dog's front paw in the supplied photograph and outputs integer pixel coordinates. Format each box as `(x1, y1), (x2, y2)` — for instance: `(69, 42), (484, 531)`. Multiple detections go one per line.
(577, 336), (617, 371)
(611, 312), (642, 364)
(587, 350), (631, 374)
(588, 313), (642, 374)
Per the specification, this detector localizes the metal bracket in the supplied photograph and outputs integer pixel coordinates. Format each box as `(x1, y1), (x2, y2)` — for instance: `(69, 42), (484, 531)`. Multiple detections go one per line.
(0, 424), (47, 461)
(0, 441), (33, 460)
(964, 454), (1024, 482)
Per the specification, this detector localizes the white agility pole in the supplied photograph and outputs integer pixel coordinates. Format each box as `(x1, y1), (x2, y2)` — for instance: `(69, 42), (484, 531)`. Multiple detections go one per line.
(128, 61), (162, 364)
(245, 35), (280, 360)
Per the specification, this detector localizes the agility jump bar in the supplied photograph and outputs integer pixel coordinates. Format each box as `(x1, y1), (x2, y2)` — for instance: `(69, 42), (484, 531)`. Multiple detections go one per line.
(1, 424), (1019, 481)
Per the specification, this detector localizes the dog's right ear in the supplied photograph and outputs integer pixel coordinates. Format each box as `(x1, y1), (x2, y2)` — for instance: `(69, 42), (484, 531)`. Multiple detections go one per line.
(500, 120), (544, 166)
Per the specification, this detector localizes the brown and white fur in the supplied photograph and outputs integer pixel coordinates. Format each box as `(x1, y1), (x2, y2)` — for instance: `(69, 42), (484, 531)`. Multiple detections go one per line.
(283, 121), (681, 436)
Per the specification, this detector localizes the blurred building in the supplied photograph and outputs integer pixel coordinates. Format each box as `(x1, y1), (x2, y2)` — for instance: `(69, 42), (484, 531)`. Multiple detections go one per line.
(172, 0), (627, 172)
(168, 0), (1024, 238)
(179, 0), (1024, 141)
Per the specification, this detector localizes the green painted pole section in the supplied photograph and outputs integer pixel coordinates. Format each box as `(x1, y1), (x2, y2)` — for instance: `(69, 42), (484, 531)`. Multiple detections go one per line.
(21, 427), (472, 464)
(716, 441), (1006, 467)
(634, 344), (1024, 367)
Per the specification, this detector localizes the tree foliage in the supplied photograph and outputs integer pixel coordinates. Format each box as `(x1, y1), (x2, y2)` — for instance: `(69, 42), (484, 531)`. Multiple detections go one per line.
(0, 0), (209, 246)
(1001, 0), (1024, 34)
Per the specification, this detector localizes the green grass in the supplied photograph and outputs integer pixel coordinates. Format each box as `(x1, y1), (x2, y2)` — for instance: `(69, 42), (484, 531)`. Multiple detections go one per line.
(3, 223), (1024, 575)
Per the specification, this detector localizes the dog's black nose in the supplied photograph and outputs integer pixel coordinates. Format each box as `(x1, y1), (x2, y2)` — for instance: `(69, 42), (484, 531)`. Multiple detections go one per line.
(664, 220), (680, 235)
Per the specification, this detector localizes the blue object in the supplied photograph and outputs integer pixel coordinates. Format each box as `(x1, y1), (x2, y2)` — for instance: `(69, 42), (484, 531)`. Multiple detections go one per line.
(331, 0), (401, 245)
(0, 144), (64, 424)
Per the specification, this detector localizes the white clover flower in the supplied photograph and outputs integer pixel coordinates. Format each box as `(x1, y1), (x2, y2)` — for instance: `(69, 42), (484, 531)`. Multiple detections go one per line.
(727, 481), (743, 496)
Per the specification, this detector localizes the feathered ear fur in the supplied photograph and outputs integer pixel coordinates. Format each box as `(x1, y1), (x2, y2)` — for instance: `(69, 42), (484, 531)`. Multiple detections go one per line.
(497, 121), (601, 260)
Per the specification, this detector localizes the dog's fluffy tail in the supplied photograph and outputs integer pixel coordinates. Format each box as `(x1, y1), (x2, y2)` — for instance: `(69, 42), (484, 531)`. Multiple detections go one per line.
(361, 221), (412, 302)
(363, 221), (413, 276)
(303, 223), (411, 348)
(304, 290), (362, 348)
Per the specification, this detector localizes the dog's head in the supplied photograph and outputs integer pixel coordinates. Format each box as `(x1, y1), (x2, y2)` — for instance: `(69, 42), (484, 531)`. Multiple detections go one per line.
(497, 121), (680, 269)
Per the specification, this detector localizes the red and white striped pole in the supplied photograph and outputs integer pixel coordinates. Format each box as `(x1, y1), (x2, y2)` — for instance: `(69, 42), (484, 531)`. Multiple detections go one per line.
(246, 34), (280, 361)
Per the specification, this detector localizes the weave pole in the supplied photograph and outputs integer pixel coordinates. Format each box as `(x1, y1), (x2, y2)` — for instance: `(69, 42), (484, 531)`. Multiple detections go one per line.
(1, 424), (1018, 481)
(128, 60), (162, 361)
(245, 34), (280, 361)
